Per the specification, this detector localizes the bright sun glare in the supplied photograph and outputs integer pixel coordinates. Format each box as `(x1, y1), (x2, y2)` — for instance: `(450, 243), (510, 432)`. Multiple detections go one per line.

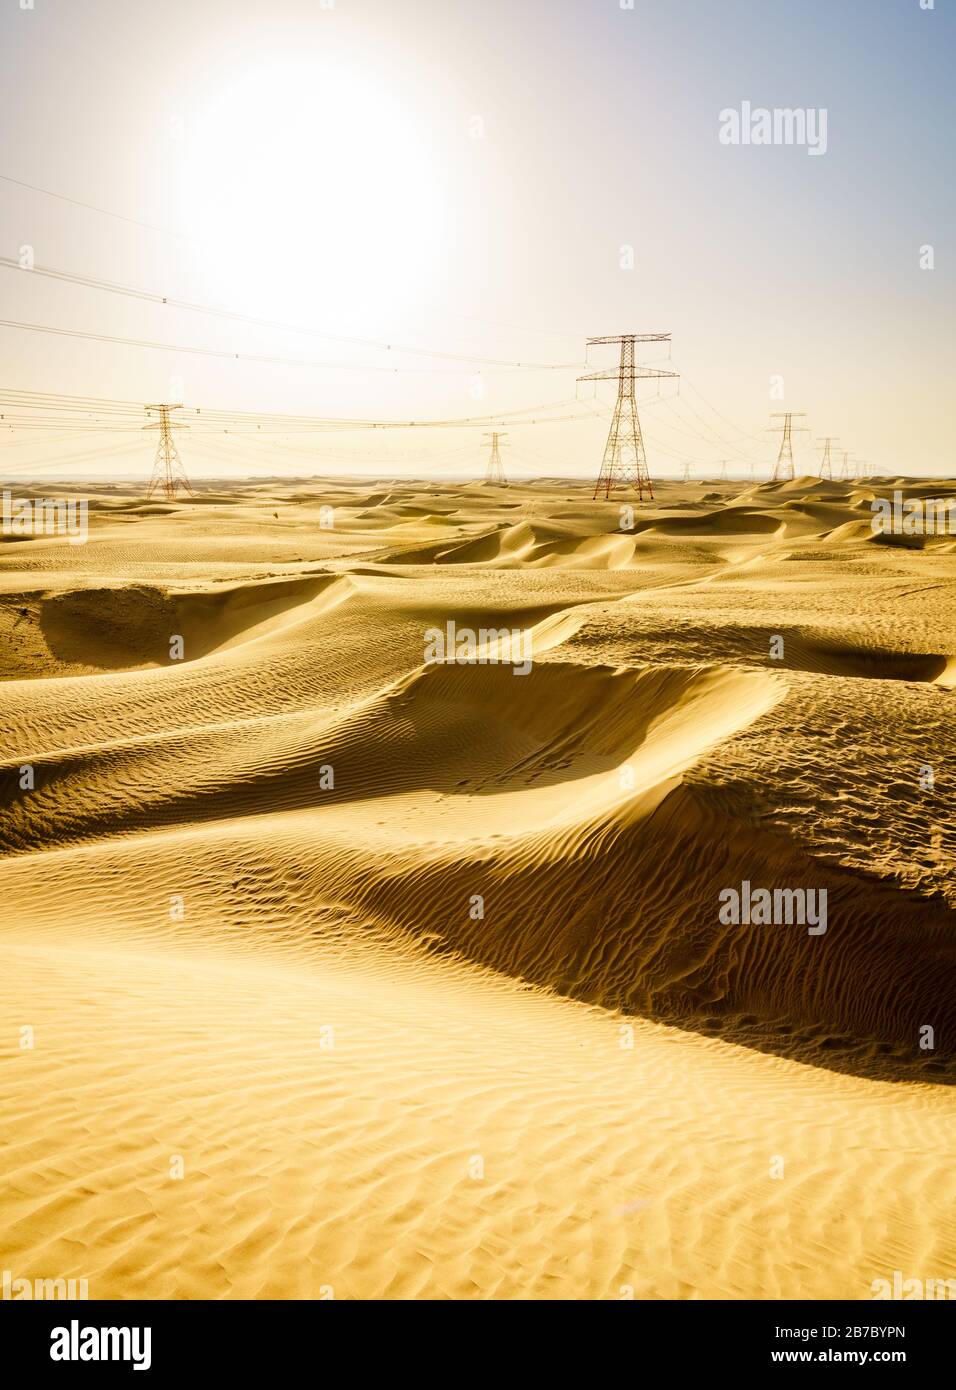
(181, 60), (445, 332)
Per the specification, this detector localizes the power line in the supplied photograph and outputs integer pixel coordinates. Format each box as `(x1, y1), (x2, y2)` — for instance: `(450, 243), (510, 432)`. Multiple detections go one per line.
(663, 391), (767, 466)
(0, 258), (585, 372)
(0, 438), (139, 477)
(0, 385), (604, 436)
(0, 175), (589, 350)
(0, 172), (187, 239)
(647, 398), (754, 462)
(675, 373), (772, 446)
(0, 314), (590, 378)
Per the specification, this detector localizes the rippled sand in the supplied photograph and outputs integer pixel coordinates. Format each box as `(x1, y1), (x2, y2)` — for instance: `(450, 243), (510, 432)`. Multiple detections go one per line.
(1, 474), (953, 1298)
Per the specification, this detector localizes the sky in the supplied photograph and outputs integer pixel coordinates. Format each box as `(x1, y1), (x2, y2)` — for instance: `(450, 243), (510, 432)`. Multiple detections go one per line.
(0, 0), (953, 480)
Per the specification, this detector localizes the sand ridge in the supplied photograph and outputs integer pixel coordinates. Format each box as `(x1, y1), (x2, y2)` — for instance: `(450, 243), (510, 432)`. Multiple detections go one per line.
(1, 475), (954, 1299)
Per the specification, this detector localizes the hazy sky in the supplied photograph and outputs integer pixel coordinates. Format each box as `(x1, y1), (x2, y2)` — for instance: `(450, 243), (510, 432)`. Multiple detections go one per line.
(1, 0), (953, 479)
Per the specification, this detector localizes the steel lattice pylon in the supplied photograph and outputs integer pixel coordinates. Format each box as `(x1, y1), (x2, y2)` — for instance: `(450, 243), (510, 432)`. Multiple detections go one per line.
(769, 411), (808, 482)
(817, 436), (839, 481)
(579, 334), (678, 502)
(838, 450), (865, 481)
(144, 404), (193, 500)
(481, 431), (508, 486)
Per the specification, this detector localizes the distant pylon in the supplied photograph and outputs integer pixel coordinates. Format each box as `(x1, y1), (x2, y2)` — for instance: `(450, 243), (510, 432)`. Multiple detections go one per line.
(769, 412), (808, 482)
(838, 450), (853, 481)
(579, 334), (679, 501)
(481, 431), (508, 486)
(717, 459), (729, 481)
(817, 436), (839, 480)
(681, 462), (692, 483)
(144, 404), (192, 500)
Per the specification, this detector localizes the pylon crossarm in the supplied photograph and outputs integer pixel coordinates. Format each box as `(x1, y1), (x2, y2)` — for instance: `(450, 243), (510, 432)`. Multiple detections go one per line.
(578, 368), (678, 382)
(586, 335), (671, 345)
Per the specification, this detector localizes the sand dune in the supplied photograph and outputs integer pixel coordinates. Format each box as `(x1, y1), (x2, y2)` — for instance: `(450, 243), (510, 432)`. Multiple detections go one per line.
(1, 476), (953, 1300)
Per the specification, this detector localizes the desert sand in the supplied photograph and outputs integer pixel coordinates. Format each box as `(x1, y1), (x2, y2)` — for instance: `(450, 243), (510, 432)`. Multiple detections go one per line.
(1, 473), (954, 1300)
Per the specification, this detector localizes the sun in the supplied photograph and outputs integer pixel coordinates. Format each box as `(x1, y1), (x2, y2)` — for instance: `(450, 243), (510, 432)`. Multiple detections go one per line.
(180, 58), (446, 333)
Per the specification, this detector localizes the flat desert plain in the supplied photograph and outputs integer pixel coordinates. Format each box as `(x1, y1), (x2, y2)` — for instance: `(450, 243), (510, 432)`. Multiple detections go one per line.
(1, 473), (954, 1300)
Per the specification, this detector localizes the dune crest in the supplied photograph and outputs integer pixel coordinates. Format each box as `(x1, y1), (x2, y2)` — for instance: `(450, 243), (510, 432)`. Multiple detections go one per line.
(2, 476), (953, 1301)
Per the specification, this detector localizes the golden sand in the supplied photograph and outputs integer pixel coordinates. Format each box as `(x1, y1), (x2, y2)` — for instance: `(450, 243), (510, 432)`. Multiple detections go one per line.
(1, 474), (954, 1299)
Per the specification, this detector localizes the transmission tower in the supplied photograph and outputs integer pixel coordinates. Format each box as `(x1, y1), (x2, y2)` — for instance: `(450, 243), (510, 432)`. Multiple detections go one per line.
(144, 404), (192, 500)
(681, 461), (692, 483)
(768, 412), (808, 482)
(717, 460), (729, 481)
(817, 436), (839, 480)
(579, 334), (678, 501)
(481, 431), (508, 486)
(838, 450), (854, 481)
